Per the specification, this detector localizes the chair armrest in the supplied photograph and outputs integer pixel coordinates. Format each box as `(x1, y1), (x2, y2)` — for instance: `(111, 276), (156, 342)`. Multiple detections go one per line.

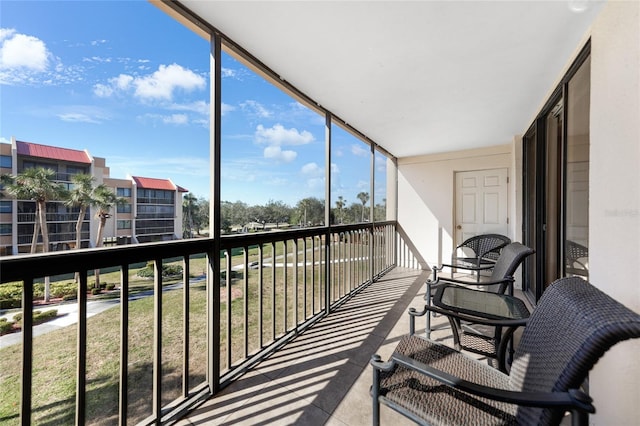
(440, 262), (495, 272)
(436, 276), (514, 288)
(390, 353), (595, 412)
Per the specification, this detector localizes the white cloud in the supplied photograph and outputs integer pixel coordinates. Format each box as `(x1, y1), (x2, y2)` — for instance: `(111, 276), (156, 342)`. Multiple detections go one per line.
(169, 100), (209, 115)
(255, 124), (314, 146)
(221, 103), (235, 116)
(241, 100), (272, 118)
(351, 144), (369, 157)
(57, 113), (101, 124)
(0, 30), (49, 71)
(93, 65), (205, 103)
(301, 162), (323, 176)
(331, 163), (340, 173)
(137, 112), (192, 126)
(93, 74), (133, 97)
(162, 114), (188, 125)
(221, 67), (236, 78)
(264, 145), (297, 163)
(133, 63), (205, 100)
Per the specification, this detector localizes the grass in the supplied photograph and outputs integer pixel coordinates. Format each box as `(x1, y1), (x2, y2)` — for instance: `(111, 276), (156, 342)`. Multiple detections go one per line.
(0, 238), (373, 424)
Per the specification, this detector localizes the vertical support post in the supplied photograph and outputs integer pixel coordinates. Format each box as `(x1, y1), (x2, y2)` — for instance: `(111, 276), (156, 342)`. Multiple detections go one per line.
(119, 265), (129, 425)
(20, 278), (33, 426)
(76, 270), (88, 425)
(182, 257), (190, 398)
(294, 238), (299, 328)
(370, 142), (375, 281)
(258, 244), (263, 347)
(243, 247), (249, 357)
(153, 259), (163, 422)
(283, 240), (288, 332)
(209, 30), (222, 395)
(324, 112), (332, 314)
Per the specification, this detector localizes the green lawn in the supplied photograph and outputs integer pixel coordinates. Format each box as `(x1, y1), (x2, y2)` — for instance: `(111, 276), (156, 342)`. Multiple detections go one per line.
(0, 239), (371, 425)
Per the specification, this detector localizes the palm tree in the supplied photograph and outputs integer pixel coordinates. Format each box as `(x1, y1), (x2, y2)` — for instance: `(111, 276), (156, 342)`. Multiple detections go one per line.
(92, 185), (125, 288)
(357, 191), (370, 222)
(66, 174), (98, 282)
(4, 167), (67, 301)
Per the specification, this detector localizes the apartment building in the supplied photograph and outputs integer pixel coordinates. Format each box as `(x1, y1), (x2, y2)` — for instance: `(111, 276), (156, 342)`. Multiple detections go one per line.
(0, 137), (186, 255)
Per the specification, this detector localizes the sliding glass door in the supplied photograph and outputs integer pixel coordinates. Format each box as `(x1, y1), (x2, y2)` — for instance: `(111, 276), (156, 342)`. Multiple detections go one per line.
(522, 46), (590, 302)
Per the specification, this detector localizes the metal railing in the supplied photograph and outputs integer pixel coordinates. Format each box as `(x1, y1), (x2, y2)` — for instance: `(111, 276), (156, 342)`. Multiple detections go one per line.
(0, 221), (404, 425)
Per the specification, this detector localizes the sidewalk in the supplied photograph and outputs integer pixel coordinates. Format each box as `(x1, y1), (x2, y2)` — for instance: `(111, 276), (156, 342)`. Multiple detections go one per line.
(0, 297), (120, 348)
(0, 277), (206, 349)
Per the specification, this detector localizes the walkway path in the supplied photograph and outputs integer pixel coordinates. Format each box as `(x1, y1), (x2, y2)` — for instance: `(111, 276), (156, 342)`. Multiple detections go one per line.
(0, 278), (204, 349)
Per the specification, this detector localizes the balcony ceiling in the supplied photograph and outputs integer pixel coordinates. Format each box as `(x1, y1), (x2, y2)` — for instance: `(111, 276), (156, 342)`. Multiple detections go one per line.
(179, 0), (604, 158)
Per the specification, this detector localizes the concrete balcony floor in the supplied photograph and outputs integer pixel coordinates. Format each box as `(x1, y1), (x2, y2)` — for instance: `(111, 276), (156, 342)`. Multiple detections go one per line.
(177, 267), (493, 425)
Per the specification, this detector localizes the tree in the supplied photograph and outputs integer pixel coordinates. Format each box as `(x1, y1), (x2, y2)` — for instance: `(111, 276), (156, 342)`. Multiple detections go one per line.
(293, 197), (325, 226)
(92, 186), (125, 288)
(357, 191), (370, 222)
(66, 174), (99, 282)
(335, 196), (346, 224)
(4, 167), (67, 301)
(183, 193), (198, 238)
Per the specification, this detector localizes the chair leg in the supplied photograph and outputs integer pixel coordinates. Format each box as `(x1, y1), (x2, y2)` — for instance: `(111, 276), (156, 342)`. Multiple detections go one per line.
(426, 280), (432, 339)
(571, 409), (588, 426)
(372, 356), (381, 426)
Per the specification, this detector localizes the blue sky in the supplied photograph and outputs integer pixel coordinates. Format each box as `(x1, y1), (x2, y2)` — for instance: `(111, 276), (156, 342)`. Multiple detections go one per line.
(0, 0), (385, 208)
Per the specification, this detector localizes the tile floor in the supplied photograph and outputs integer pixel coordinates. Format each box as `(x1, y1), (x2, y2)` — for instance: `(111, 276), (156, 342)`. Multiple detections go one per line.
(176, 267), (493, 426)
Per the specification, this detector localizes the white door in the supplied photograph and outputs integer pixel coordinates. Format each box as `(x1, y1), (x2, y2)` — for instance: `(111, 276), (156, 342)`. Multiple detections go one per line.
(455, 168), (509, 246)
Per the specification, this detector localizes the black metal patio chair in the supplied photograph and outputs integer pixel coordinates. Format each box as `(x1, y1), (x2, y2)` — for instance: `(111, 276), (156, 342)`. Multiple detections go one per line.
(371, 277), (640, 426)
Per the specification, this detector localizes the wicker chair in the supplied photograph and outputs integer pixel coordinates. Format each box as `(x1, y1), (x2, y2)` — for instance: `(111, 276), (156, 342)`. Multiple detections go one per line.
(565, 240), (589, 277)
(371, 277), (640, 426)
(451, 234), (511, 282)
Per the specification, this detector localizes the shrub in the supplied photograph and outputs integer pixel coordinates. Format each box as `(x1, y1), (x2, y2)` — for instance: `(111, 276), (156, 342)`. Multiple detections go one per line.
(0, 318), (13, 334)
(0, 298), (21, 309)
(105, 283), (116, 291)
(12, 309), (58, 327)
(50, 282), (77, 298)
(137, 263), (183, 278)
(91, 288), (101, 295)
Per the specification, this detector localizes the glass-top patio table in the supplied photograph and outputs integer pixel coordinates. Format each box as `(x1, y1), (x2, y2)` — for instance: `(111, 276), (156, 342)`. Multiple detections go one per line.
(431, 284), (530, 370)
(434, 284), (530, 320)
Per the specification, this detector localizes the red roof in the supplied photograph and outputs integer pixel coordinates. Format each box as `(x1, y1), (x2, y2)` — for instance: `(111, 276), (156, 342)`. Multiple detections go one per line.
(17, 141), (91, 164)
(133, 176), (178, 191)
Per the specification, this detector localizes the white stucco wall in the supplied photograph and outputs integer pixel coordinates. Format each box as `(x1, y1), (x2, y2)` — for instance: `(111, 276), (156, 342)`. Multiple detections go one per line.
(588, 1), (640, 423)
(397, 144), (514, 269)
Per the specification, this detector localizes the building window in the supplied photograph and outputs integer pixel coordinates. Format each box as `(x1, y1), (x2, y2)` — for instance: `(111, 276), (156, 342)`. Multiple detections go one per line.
(117, 203), (132, 213)
(117, 220), (132, 229)
(117, 187), (132, 197)
(0, 155), (11, 168)
(0, 223), (11, 235)
(0, 201), (11, 213)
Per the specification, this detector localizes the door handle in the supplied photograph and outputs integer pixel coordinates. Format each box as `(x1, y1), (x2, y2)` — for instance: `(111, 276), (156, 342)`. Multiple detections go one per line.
(456, 225), (462, 230)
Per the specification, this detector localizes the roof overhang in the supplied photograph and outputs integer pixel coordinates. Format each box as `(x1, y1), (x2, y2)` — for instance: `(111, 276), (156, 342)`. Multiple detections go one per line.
(174, 0), (604, 158)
